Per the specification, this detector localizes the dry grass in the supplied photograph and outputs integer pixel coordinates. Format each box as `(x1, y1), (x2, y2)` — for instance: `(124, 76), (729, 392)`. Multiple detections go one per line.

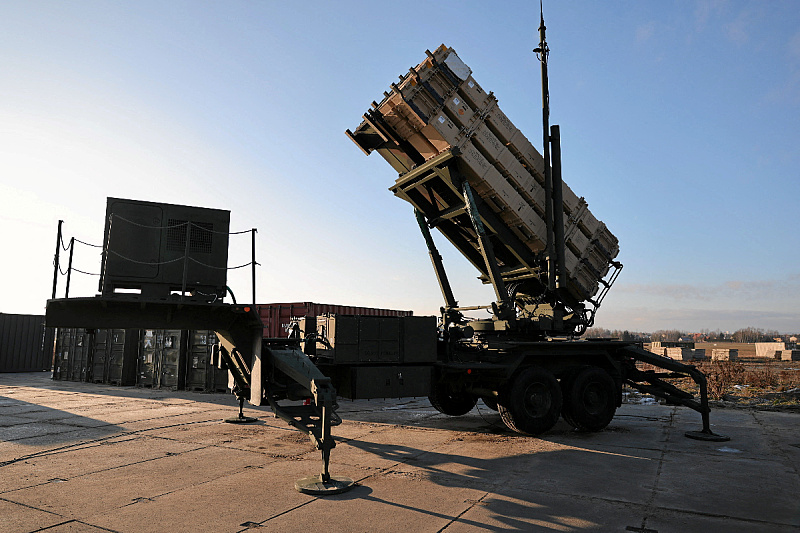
(692, 360), (800, 408)
(698, 361), (746, 400)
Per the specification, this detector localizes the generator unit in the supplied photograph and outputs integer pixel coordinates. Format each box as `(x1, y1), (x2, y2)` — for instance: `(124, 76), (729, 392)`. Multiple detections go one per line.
(99, 197), (230, 301)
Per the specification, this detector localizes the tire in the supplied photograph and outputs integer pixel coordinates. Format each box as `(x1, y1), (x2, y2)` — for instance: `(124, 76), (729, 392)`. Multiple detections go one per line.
(498, 366), (562, 435)
(429, 384), (477, 416)
(561, 366), (617, 432)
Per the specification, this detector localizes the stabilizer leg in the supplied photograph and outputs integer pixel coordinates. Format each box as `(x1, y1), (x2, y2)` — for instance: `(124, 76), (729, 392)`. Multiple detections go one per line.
(224, 394), (258, 424)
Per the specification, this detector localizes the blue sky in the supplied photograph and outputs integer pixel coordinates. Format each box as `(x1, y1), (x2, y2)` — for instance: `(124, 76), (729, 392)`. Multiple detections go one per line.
(1, 1), (798, 333)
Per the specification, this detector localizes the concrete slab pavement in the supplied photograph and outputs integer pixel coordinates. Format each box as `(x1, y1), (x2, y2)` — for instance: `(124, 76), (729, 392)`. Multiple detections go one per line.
(1, 372), (798, 533)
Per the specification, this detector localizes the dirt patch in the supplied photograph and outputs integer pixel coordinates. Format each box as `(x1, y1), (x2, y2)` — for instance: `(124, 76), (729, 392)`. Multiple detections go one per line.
(457, 432), (517, 444)
(278, 432), (313, 445)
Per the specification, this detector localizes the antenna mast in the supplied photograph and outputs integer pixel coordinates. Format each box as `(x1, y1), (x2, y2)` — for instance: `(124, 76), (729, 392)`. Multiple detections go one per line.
(534, 2), (555, 293)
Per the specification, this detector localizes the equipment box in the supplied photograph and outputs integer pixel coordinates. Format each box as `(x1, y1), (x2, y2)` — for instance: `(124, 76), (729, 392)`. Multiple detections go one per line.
(310, 315), (436, 364)
(334, 365), (433, 399)
(99, 197), (230, 301)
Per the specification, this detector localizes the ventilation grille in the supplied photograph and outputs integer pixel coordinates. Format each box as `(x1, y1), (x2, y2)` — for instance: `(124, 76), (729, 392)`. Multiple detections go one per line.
(166, 219), (214, 253)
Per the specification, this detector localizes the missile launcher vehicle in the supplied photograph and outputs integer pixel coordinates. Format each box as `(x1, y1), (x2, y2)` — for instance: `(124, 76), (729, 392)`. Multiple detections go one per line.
(344, 23), (727, 442)
(45, 15), (728, 496)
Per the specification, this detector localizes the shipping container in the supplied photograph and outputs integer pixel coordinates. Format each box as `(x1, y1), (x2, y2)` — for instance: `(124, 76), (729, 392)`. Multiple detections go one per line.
(257, 302), (412, 339)
(138, 329), (158, 387)
(53, 328), (93, 382)
(0, 313), (55, 373)
(137, 329), (186, 389)
(93, 329), (139, 385)
(185, 330), (228, 392)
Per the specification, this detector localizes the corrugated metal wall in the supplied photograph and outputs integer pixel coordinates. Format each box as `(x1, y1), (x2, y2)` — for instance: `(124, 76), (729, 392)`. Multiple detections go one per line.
(0, 313), (55, 372)
(257, 302), (413, 338)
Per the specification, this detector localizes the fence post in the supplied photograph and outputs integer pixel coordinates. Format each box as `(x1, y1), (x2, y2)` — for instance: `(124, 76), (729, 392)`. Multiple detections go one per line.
(251, 228), (257, 306)
(51, 220), (63, 300)
(65, 237), (75, 298)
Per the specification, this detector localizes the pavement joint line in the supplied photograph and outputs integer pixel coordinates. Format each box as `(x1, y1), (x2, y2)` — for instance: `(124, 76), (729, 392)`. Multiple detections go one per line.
(0, 442), (215, 495)
(0, 495), (64, 517)
(436, 492), (490, 532)
(344, 428), (481, 487)
(29, 519), (121, 533)
(638, 407), (675, 532)
(642, 502), (799, 529)
(0, 418), (224, 467)
(473, 487), (800, 530)
(74, 458), (285, 517)
(240, 498), (317, 531)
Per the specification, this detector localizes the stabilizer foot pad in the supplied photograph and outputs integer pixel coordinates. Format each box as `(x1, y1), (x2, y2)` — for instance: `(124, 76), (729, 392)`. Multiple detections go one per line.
(685, 430), (730, 442)
(295, 475), (355, 496)
(224, 416), (258, 424)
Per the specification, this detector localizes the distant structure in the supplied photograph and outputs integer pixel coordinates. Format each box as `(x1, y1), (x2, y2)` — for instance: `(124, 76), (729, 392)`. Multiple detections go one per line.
(648, 341), (706, 361)
(755, 342), (797, 359)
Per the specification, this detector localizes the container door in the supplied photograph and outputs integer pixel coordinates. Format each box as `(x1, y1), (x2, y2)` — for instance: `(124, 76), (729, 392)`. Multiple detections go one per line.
(185, 330), (210, 391)
(138, 330), (157, 387)
(93, 330), (110, 383)
(107, 329), (127, 384)
(69, 329), (84, 381)
(158, 329), (183, 389)
(53, 328), (69, 380)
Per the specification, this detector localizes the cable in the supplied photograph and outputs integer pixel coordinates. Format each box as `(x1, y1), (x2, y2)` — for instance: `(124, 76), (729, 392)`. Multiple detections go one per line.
(106, 250), (186, 266)
(74, 238), (102, 248)
(190, 223), (253, 236)
(70, 267), (100, 276)
(225, 286), (238, 304)
(192, 289), (219, 303)
(111, 214), (187, 230)
(111, 214), (253, 236)
(187, 257), (258, 270)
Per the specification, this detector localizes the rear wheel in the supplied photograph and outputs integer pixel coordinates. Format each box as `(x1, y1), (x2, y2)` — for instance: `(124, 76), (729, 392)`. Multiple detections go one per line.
(429, 384), (477, 416)
(498, 367), (562, 435)
(561, 366), (617, 432)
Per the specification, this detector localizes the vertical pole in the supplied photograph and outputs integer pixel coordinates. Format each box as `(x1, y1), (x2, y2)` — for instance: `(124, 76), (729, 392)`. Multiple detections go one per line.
(51, 220), (64, 300)
(65, 237), (75, 298)
(537, 10), (555, 293)
(99, 215), (112, 294)
(251, 228), (257, 306)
